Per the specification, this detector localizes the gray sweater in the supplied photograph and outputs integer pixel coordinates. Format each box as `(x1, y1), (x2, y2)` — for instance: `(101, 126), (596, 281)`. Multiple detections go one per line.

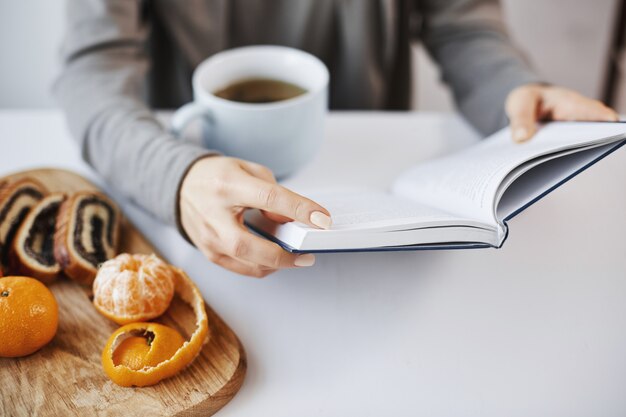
(54, 0), (539, 233)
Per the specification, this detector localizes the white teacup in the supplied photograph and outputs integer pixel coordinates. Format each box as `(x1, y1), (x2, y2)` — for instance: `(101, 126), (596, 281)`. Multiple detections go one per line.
(170, 45), (329, 178)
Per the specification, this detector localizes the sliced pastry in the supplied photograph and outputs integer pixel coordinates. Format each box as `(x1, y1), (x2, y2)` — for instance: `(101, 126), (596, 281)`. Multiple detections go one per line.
(54, 191), (120, 285)
(10, 193), (66, 283)
(0, 178), (47, 267)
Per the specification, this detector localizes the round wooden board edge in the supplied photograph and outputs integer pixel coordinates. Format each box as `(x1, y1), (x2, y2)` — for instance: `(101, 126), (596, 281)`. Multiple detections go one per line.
(178, 333), (247, 417)
(0, 167), (248, 416)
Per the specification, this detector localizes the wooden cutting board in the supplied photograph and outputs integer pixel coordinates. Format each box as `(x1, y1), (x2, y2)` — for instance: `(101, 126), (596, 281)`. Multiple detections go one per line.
(0, 169), (246, 416)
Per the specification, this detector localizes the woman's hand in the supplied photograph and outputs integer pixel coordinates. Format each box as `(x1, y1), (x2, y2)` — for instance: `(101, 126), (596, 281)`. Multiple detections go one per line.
(179, 156), (332, 277)
(505, 84), (619, 142)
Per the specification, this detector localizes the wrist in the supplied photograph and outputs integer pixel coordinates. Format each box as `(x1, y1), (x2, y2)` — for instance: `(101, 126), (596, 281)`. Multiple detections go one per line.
(176, 154), (220, 243)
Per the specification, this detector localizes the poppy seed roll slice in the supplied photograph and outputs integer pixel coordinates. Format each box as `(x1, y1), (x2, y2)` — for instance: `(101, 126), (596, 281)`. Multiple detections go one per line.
(10, 193), (65, 283)
(54, 191), (120, 285)
(0, 178), (47, 267)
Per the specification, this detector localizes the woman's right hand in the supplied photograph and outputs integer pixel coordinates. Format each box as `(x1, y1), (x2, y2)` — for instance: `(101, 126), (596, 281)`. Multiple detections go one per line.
(179, 156), (332, 277)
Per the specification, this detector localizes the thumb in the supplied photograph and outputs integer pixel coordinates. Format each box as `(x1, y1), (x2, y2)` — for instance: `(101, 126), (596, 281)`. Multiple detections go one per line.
(505, 86), (541, 143)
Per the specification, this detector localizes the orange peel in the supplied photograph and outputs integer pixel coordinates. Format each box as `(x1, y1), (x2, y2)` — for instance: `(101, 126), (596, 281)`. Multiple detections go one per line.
(102, 267), (209, 387)
(111, 323), (185, 370)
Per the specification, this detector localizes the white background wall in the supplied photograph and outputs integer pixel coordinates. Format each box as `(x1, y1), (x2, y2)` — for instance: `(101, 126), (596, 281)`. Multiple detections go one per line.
(0, 1), (65, 107)
(0, 0), (620, 110)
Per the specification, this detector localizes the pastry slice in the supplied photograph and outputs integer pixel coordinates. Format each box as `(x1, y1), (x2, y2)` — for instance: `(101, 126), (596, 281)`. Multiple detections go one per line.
(10, 193), (66, 283)
(0, 178), (47, 267)
(54, 191), (120, 285)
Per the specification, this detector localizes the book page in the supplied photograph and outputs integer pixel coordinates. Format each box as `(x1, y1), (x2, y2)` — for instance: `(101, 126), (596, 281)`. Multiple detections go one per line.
(292, 189), (483, 232)
(246, 188), (497, 251)
(392, 122), (626, 225)
(496, 141), (624, 221)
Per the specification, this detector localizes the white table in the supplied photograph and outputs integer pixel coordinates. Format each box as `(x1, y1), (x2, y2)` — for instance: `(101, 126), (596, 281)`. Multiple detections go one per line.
(2, 110), (626, 417)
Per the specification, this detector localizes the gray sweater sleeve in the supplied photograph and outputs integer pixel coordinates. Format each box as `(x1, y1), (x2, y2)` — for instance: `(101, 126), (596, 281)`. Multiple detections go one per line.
(53, 0), (213, 232)
(417, 0), (543, 135)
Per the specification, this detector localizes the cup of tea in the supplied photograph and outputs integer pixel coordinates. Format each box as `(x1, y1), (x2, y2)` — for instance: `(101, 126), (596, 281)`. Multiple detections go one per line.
(170, 45), (329, 178)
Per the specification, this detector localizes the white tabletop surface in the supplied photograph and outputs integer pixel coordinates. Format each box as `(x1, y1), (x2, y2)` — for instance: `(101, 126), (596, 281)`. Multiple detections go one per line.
(2, 110), (626, 417)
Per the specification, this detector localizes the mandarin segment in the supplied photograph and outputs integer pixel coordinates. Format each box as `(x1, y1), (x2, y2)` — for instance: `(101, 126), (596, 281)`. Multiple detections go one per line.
(93, 253), (175, 324)
(0, 276), (58, 357)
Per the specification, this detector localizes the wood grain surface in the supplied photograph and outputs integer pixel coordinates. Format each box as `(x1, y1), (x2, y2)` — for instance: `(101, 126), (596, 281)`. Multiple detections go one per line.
(0, 169), (246, 416)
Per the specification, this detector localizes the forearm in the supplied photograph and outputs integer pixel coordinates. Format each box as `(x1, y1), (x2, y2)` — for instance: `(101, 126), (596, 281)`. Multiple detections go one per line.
(54, 3), (212, 229)
(417, 0), (542, 135)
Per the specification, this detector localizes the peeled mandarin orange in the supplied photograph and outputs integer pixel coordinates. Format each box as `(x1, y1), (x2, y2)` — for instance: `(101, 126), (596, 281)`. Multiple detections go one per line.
(111, 323), (185, 370)
(93, 253), (175, 325)
(0, 276), (58, 357)
(102, 267), (209, 387)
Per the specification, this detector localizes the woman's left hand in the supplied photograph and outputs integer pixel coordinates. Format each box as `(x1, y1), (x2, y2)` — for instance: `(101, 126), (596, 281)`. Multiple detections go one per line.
(505, 84), (619, 143)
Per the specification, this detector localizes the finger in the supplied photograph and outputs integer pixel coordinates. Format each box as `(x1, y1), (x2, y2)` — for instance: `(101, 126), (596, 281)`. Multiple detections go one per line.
(240, 160), (276, 183)
(550, 96), (619, 122)
(218, 220), (316, 269)
(189, 221), (278, 278)
(261, 210), (292, 224)
(239, 162), (302, 224)
(209, 252), (277, 278)
(233, 178), (332, 229)
(180, 203), (259, 274)
(506, 86), (541, 143)
(240, 162), (296, 223)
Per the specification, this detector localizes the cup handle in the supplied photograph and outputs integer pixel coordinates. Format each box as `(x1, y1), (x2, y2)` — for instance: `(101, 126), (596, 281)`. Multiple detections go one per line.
(170, 102), (213, 138)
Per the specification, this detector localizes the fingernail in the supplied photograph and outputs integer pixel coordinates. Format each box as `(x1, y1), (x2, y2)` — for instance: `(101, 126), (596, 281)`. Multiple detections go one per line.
(310, 211), (332, 230)
(294, 254), (316, 267)
(513, 127), (529, 142)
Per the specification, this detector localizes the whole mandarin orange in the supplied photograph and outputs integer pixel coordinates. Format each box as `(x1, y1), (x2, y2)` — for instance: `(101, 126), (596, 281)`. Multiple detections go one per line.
(0, 276), (58, 357)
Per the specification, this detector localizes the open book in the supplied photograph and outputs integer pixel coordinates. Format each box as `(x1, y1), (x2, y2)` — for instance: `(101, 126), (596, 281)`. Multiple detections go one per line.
(247, 122), (626, 252)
